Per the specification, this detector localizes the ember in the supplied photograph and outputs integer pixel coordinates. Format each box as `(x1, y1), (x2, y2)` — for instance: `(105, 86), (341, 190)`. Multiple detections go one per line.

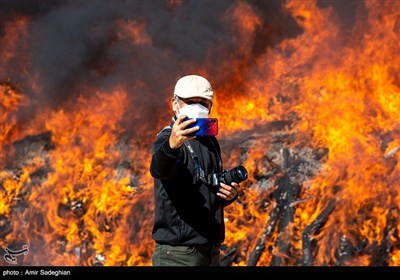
(1, 0), (399, 266)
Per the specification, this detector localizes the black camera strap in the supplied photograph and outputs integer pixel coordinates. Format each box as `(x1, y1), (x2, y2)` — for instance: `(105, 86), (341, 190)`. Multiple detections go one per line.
(184, 139), (222, 186)
(183, 141), (210, 185)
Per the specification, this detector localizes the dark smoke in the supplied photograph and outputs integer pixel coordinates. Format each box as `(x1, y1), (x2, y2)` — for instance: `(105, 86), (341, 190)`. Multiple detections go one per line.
(1, 0), (316, 136)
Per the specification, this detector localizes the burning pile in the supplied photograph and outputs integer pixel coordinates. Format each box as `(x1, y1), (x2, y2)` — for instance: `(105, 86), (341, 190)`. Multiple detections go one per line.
(1, 0), (400, 266)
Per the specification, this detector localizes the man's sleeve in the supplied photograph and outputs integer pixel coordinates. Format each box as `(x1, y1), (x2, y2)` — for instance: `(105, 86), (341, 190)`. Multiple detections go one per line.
(149, 129), (181, 180)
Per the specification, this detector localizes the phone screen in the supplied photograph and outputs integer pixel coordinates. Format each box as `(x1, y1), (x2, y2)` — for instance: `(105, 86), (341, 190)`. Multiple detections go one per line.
(186, 118), (218, 136)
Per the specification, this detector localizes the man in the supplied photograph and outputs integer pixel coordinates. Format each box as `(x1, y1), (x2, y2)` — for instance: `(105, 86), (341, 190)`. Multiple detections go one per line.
(150, 75), (240, 266)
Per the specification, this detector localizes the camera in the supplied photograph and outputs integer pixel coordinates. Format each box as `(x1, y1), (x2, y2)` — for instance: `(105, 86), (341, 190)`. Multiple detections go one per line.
(210, 165), (248, 189)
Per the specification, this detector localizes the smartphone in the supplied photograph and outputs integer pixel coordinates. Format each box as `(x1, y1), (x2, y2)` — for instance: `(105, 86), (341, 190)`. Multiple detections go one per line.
(185, 118), (218, 137)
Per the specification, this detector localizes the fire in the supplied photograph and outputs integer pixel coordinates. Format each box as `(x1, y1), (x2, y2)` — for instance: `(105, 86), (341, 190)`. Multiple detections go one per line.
(0, 16), (29, 73)
(1, 0), (400, 266)
(0, 84), (29, 154)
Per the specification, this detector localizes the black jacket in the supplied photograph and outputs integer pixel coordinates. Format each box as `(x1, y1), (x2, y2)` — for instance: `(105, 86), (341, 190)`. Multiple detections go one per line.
(150, 118), (235, 246)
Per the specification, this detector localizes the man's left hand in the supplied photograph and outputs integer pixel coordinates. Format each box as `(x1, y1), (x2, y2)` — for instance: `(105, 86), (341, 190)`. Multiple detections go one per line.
(217, 182), (239, 201)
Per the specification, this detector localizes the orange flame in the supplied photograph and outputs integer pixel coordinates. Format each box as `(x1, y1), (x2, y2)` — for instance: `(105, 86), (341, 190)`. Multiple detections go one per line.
(1, 0), (400, 267)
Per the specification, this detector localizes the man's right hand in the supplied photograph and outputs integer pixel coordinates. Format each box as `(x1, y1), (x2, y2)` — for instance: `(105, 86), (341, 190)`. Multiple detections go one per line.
(169, 115), (199, 149)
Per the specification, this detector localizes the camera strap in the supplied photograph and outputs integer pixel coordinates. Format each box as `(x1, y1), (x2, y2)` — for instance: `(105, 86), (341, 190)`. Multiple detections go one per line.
(183, 141), (210, 185)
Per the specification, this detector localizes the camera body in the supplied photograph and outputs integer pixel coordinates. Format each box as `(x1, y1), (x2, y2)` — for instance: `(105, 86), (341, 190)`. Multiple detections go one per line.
(210, 165), (248, 190)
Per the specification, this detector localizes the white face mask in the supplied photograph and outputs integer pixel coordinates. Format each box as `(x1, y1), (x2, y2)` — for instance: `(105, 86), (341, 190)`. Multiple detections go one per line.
(176, 103), (209, 118)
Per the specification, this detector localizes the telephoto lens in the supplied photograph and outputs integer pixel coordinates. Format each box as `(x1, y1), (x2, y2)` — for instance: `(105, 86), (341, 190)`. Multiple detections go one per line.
(223, 165), (248, 185)
(210, 165), (249, 190)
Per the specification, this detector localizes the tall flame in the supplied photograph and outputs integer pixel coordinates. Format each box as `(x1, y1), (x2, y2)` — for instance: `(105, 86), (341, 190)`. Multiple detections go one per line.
(1, 0), (400, 266)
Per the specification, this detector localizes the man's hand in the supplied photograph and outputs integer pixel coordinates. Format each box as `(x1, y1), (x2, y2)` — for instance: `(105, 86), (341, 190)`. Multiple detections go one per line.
(169, 115), (199, 149)
(216, 182), (239, 201)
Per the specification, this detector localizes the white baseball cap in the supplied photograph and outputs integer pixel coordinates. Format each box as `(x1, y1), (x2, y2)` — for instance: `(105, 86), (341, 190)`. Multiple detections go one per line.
(174, 75), (213, 101)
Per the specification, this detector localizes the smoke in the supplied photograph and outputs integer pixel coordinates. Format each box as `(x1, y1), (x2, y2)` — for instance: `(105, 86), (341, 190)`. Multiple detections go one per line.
(3, 1), (233, 101)
(2, 0), (360, 134)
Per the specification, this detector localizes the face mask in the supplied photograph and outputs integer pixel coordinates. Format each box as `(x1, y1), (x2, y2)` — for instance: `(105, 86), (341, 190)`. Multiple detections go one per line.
(176, 103), (209, 118)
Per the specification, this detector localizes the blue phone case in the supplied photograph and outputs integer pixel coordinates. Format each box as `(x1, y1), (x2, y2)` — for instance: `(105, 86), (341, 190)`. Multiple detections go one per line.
(186, 118), (218, 136)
